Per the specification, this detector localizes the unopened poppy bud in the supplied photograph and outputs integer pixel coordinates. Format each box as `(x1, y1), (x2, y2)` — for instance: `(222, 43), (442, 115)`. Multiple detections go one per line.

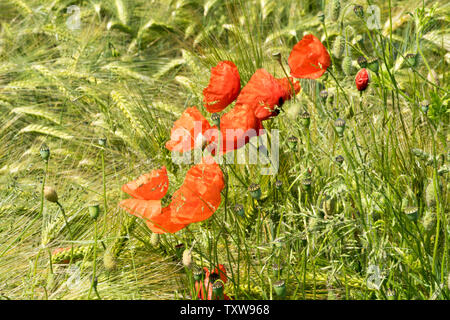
(273, 280), (286, 297)
(317, 11), (325, 23)
(40, 144), (50, 162)
(404, 206), (419, 222)
(233, 204), (245, 217)
(427, 69), (439, 86)
(211, 113), (220, 128)
(272, 263), (283, 277)
(175, 243), (185, 258)
(275, 180), (283, 189)
(150, 233), (160, 247)
(332, 35), (345, 59)
(329, 0), (341, 22)
(248, 183), (262, 200)
(287, 136), (298, 149)
(367, 57), (379, 73)
(342, 56), (353, 76)
(182, 249), (192, 268)
(355, 68), (370, 91)
(420, 100), (430, 114)
(89, 203), (100, 220)
(319, 90), (328, 101)
(357, 56), (368, 68)
(335, 155), (344, 165)
(98, 137), (107, 146)
(301, 111), (311, 128)
(193, 266), (204, 281)
(334, 118), (346, 137)
(212, 281), (224, 299)
(44, 186), (58, 203)
(353, 5), (364, 18)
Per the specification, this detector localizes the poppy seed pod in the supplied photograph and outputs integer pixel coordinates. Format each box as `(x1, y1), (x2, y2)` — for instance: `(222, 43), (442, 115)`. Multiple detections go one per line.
(335, 155), (344, 165)
(302, 178), (312, 191)
(211, 113), (220, 128)
(44, 186), (58, 203)
(248, 183), (262, 200)
(420, 100), (430, 114)
(98, 137), (107, 146)
(342, 56), (353, 76)
(275, 180), (283, 189)
(273, 280), (286, 297)
(404, 53), (418, 68)
(404, 206), (419, 222)
(355, 68), (370, 91)
(367, 57), (379, 73)
(301, 111), (311, 128)
(89, 203), (100, 220)
(193, 266), (204, 281)
(353, 5), (364, 18)
(233, 203), (245, 217)
(287, 136), (298, 149)
(182, 249), (192, 268)
(329, 0), (341, 22)
(334, 118), (346, 137)
(212, 281), (224, 299)
(150, 233), (160, 247)
(332, 35), (345, 59)
(40, 144), (50, 162)
(357, 56), (368, 68)
(386, 289), (396, 300)
(272, 263), (283, 277)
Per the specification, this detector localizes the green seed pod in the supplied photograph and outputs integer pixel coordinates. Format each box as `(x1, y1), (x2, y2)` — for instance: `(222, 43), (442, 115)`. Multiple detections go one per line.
(212, 281), (224, 299)
(342, 56), (353, 76)
(335, 155), (344, 165)
(150, 233), (160, 247)
(334, 118), (346, 137)
(287, 136), (298, 149)
(329, 0), (341, 22)
(386, 289), (396, 300)
(103, 248), (117, 271)
(233, 203), (245, 217)
(211, 113), (220, 128)
(422, 210), (436, 232)
(420, 100), (430, 114)
(98, 137), (107, 146)
(40, 143), (50, 162)
(404, 206), (419, 222)
(248, 183), (262, 200)
(332, 36), (345, 59)
(193, 266), (204, 281)
(301, 111), (311, 128)
(275, 180), (283, 189)
(404, 53), (418, 68)
(272, 263), (283, 278)
(273, 280), (286, 297)
(182, 249), (192, 268)
(302, 178), (312, 191)
(89, 203), (100, 220)
(367, 57), (379, 73)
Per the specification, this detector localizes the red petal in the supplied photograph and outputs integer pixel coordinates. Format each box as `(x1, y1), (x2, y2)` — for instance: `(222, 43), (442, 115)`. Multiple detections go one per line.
(288, 34), (331, 79)
(203, 61), (241, 113)
(121, 167), (169, 200)
(276, 77), (301, 100)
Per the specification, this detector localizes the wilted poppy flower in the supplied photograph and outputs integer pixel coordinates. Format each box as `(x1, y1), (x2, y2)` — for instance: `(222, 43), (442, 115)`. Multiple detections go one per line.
(288, 34), (331, 79)
(165, 107), (215, 153)
(203, 61), (241, 113)
(195, 264), (230, 300)
(234, 69), (288, 121)
(355, 68), (370, 91)
(170, 157), (225, 224)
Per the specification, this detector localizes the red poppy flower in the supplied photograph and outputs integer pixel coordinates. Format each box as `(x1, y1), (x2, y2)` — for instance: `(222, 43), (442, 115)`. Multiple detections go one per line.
(355, 68), (370, 91)
(165, 107), (215, 153)
(121, 167), (169, 200)
(234, 69), (287, 121)
(288, 34), (331, 79)
(170, 157), (225, 224)
(276, 77), (301, 101)
(195, 264), (230, 300)
(203, 61), (241, 113)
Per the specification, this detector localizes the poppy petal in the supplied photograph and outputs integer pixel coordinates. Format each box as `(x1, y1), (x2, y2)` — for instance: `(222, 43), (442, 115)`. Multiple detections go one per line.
(275, 77), (301, 101)
(165, 107), (213, 153)
(121, 167), (169, 200)
(170, 158), (224, 224)
(203, 61), (241, 113)
(288, 34), (331, 79)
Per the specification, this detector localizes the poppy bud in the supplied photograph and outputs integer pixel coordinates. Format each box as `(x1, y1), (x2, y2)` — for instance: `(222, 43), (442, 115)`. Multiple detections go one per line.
(40, 144), (50, 162)
(212, 281), (224, 299)
(182, 249), (192, 268)
(273, 280), (286, 297)
(320, 90), (328, 101)
(332, 36), (345, 59)
(98, 137), (107, 146)
(355, 57), (366, 69)
(287, 136), (298, 149)
(342, 56), (353, 76)
(367, 57), (379, 73)
(193, 266), (204, 281)
(275, 180), (283, 189)
(44, 186), (58, 203)
(317, 11), (325, 23)
(150, 233), (160, 247)
(301, 111), (310, 128)
(89, 203), (100, 220)
(334, 118), (346, 137)
(233, 204), (245, 217)
(211, 113), (220, 128)
(420, 100), (430, 114)
(248, 183), (262, 200)
(353, 5), (364, 18)
(404, 53), (418, 68)
(427, 69), (439, 86)
(335, 155), (344, 165)
(404, 206), (418, 222)
(272, 263), (283, 277)
(329, 0), (341, 22)
(355, 68), (370, 91)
